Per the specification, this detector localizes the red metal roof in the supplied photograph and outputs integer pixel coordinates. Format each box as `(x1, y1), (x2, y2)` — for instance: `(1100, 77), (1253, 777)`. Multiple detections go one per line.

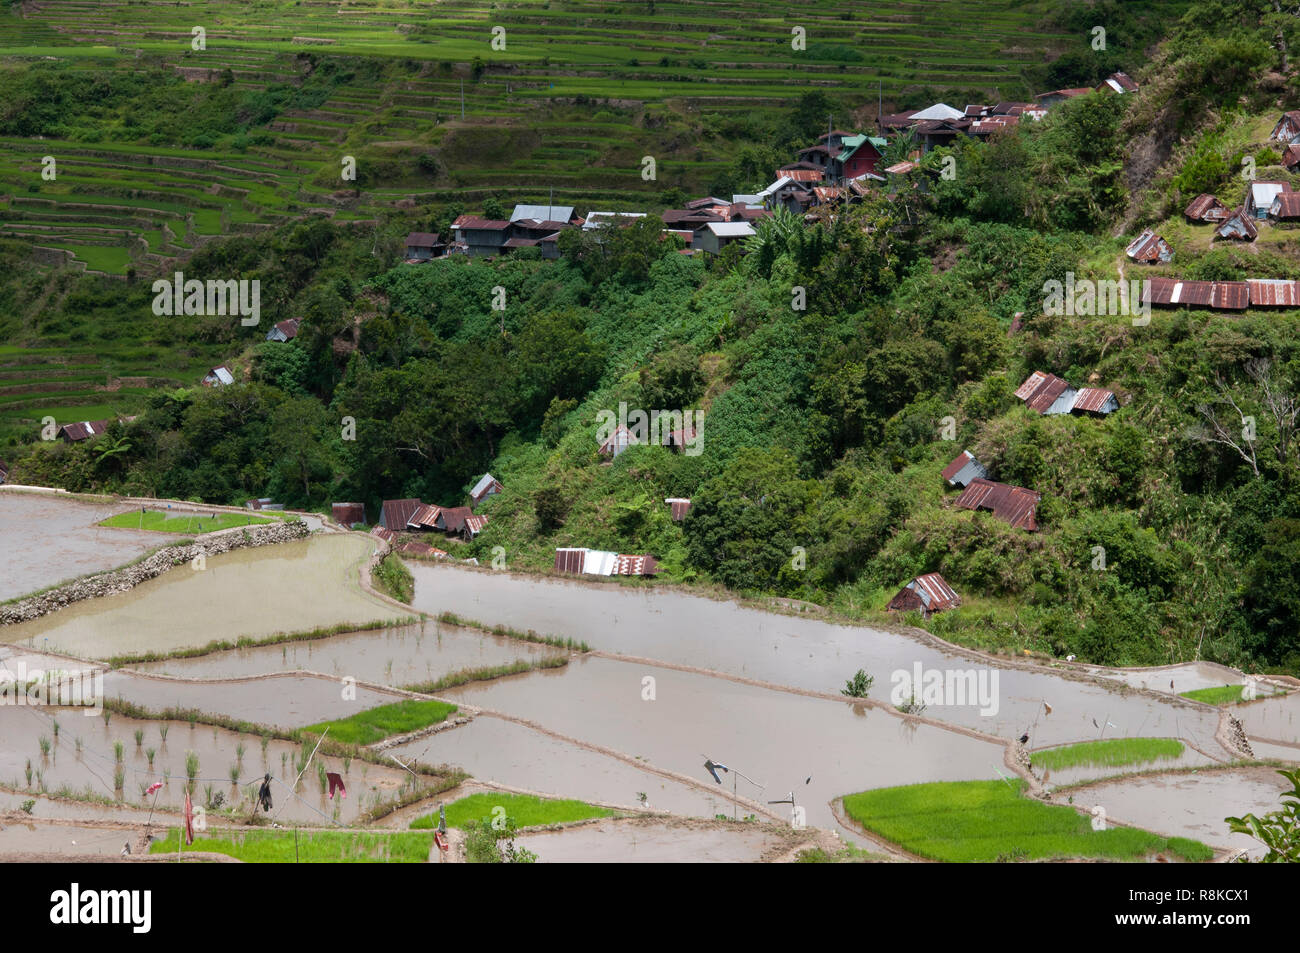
(1125, 229), (1172, 262)
(58, 420), (111, 441)
(271, 318), (300, 339)
(1072, 388), (1116, 414)
(380, 498), (422, 531)
(1215, 209), (1258, 241)
(331, 502), (365, 526)
(665, 497), (692, 521)
(1016, 371), (1073, 413)
(779, 168), (823, 182)
(1246, 279), (1300, 307)
(404, 232), (442, 247)
(408, 504), (443, 529)
(438, 506), (475, 533)
(463, 514), (489, 536)
(554, 548), (585, 574)
(1184, 194), (1226, 221)
(613, 554), (660, 576)
(1144, 278), (1249, 310)
(1283, 144), (1300, 170)
(1270, 192), (1300, 218)
(954, 479), (1040, 531)
(398, 541), (448, 558)
(941, 450), (977, 482)
(451, 215), (510, 231)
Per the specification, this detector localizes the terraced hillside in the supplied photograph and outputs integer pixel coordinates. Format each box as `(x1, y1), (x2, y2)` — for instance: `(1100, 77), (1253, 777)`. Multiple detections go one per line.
(0, 0), (1180, 275)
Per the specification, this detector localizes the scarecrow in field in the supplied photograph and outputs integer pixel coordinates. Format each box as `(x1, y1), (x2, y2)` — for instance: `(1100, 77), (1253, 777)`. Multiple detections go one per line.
(258, 773), (273, 812)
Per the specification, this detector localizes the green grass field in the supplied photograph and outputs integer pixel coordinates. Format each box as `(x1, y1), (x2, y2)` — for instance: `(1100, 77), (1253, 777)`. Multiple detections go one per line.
(410, 792), (614, 830)
(99, 510), (276, 533)
(841, 780), (1212, 862)
(1032, 738), (1186, 772)
(302, 699), (459, 746)
(1181, 685), (1255, 705)
(149, 828), (433, 862)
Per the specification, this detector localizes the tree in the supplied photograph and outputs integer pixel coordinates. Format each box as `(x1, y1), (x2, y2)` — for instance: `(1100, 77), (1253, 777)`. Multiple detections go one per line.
(482, 196), (505, 221)
(841, 670), (874, 698)
(1227, 768), (1300, 862)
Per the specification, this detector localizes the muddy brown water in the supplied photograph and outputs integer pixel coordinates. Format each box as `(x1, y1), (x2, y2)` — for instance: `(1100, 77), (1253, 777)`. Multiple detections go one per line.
(385, 715), (720, 820)
(101, 671), (411, 729)
(0, 705), (420, 826)
(131, 620), (566, 686)
(409, 565), (1226, 754)
(0, 821), (135, 857)
(1069, 767), (1294, 858)
(3, 534), (394, 659)
(433, 654), (1006, 838)
(0, 491), (164, 601)
(514, 818), (783, 863)
(1229, 692), (1300, 748)
(1080, 661), (1269, 696)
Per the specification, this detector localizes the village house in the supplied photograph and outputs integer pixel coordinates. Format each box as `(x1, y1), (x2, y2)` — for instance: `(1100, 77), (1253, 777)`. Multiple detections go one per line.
(1096, 71), (1139, 95)
(1215, 207), (1259, 242)
(1268, 192), (1300, 222)
(450, 215), (511, 257)
(583, 212), (647, 230)
(692, 221), (755, 254)
(1143, 277), (1250, 311)
(510, 204), (582, 226)
(1246, 181), (1292, 219)
(1246, 279), (1300, 307)
(202, 365), (235, 387)
(469, 472), (504, 506)
(887, 573), (960, 617)
(1183, 193), (1229, 223)
(379, 498), (423, 531)
(265, 318), (300, 342)
(953, 478), (1041, 531)
(665, 497), (692, 521)
(1283, 144), (1300, 172)
(57, 420), (111, 443)
(1016, 371), (1118, 416)
(1125, 229), (1174, 263)
(403, 232), (445, 261)
(1270, 110), (1300, 144)
(331, 502), (365, 528)
(941, 450), (988, 488)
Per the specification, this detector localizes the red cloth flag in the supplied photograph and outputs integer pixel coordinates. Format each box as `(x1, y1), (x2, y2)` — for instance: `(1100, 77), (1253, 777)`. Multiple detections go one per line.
(146, 781), (164, 796)
(326, 771), (346, 800)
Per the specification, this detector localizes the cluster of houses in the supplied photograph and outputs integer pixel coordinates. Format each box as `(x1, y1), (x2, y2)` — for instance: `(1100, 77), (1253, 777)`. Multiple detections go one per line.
(397, 73), (1150, 266)
(1014, 371), (1119, 416)
(1126, 111), (1300, 268)
(371, 473), (503, 548)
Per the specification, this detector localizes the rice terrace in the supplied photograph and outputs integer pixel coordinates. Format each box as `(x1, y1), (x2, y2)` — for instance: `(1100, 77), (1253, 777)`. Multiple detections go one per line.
(0, 0), (1297, 935)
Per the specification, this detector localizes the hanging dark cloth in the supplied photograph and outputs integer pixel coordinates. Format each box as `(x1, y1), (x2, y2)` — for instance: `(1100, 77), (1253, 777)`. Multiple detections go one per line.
(258, 774), (273, 812)
(326, 772), (346, 800)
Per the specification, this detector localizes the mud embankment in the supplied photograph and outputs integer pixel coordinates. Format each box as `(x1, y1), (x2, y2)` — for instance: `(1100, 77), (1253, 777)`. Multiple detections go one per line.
(0, 520), (310, 625)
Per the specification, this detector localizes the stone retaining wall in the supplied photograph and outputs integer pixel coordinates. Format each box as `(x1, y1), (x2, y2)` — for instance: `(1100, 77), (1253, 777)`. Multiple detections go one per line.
(0, 520), (310, 626)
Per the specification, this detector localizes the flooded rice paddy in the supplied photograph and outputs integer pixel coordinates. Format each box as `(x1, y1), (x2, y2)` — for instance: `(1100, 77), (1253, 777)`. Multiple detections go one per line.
(132, 619), (565, 686)
(0, 491), (164, 601)
(1069, 767), (1294, 859)
(0, 704), (422, 826)
(3, 534), (394, 659)
(410, 565), (1228, 756)
(1228, 692), (1300, 748)
(513, 818), (790, 863)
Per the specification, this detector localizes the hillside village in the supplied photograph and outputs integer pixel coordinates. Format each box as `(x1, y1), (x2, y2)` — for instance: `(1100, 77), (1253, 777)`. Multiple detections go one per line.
(2, 0), (1300, 875)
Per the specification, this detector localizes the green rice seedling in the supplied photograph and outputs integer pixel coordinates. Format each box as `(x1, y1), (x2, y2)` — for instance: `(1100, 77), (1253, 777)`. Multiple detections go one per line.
(113, 741), (124, 763)
(38, 736), (51, 757)
(317, 761), (327, 793)
(114, 766), (125, 792)
(236, 742), (246, 763)
(229, 763), (240, 785)
(26, 760), (33, 786)
(101, 710), (111, 726)
(146, 747), (156, 768)
(134, 729), (144, 748)
(159, 725), (169, 743)
(52, 720), (59, 740)
(260, 733), (270, 761)
(185, 751), (199, 788)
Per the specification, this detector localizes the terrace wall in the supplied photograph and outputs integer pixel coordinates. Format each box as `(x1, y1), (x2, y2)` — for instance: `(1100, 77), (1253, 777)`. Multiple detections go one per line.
(0, 519), (310, 625)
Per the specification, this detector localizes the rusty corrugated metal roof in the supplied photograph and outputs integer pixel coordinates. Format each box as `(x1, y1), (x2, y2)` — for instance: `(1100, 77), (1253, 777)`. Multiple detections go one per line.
(408, 504), (442, 529)
(331, 502), (365, 526)
(554, 548), (585, 574)
(1216, 208), (1259, 241)
(1072, 388), (1117, 414)
(1184, 194), (1226, 221)
(1125, 229), (1172, 262)
(1270, 193), (1300, 218)
(463, 514), (489, 536)
(613, 555), (660, 576)
(1017, 371), (1072, 413)
(58, 420), (111, 442)
(941, 450), (976, 482)
(665, 497), (692, 521)
(380, 498), (422, 531)
(954, 479), (1040, 531)
(1247, 279), (1300, 307)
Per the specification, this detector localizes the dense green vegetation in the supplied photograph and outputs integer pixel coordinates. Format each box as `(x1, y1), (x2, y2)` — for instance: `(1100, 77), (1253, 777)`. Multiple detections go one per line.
(301, 699), (458, 746)
(2, 0), (1298, 677)
(371, 553), (414, 604)
(411, 792), (614, 830)
(1032, 738), (1186, 772)
(842, 780), (1212, 862)
(98, 509), (274, 533)
(1182, 685), (1256, 705)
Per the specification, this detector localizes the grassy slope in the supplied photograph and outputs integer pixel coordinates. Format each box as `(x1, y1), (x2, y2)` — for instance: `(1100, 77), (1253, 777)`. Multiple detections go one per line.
(410, 792), (615, 830)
